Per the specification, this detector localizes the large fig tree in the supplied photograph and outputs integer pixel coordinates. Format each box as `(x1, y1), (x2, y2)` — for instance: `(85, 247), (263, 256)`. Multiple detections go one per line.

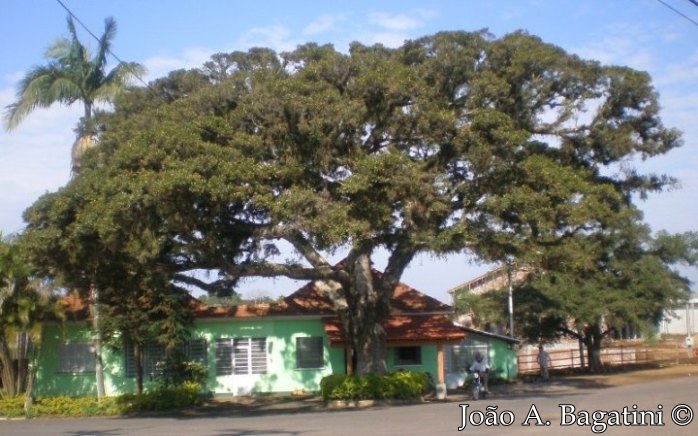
(27, 31), (681, 375)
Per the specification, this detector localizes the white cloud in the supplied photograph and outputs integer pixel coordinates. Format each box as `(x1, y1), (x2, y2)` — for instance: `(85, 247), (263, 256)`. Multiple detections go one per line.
(0, 86), (13, 107)
(355, 31), (410, 48)
(656, 51), (698, 88)
(235, 25), (299, 54)
(303, 14), (343, 36)
(577, 37), (653, 71)
(2, 70), (24, 88)
(0, 82), (75, 234)
(351, 9), (438, 49)
(570, 20), (661, 72)
(142, 47), (215, 81)
(368, 12), (422, 32)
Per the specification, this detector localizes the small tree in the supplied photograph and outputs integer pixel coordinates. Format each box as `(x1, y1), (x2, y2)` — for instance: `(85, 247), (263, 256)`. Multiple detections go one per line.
(458, 224), (697, 373)
(0, 235), (53, 397)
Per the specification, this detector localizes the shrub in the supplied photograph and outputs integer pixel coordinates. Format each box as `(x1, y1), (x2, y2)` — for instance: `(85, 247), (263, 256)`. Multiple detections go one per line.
(32, 395), (121, 417)
(389, 370), (429, 399)
(320, 371), (429, 401)
(327, 376), (364, 400)
(1, 382), (202, 418)
(117, 381), (202, 413)
(0, 396), (25, 418)
(320, 374), (346, 401)
(155, 355), (207, 388)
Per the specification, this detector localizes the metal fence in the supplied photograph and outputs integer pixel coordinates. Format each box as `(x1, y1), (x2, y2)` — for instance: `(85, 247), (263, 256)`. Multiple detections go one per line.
(517, 343), (697, 374)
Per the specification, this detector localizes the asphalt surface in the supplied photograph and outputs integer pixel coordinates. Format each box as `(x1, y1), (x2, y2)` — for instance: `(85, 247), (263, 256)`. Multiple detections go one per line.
(2, 365), (696, 435)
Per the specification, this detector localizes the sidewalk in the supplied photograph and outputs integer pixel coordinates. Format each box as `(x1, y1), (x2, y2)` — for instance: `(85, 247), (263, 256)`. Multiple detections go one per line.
(177, 362), (697, 418)
(177, 380), (603, 417)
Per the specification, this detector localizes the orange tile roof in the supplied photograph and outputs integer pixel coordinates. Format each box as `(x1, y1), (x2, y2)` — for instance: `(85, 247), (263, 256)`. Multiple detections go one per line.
(322, 314), (465, 345)
(57, 294), (90, 319)
(57, 270), (457, 342)
(190, 273), (464, 344)
(192, 302), (274, 318)
(55, 273), (462, 344)
(257, 270), (452, 317)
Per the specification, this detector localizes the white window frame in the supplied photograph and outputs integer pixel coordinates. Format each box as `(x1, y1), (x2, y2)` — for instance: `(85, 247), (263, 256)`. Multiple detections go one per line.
(216, 337), (267, 375)
(125, 339), (207, 379)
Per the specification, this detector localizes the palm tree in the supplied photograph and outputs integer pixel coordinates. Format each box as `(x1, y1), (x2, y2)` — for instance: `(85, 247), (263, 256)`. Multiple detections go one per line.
(3, 16), (144, 400)
(3, 15), (145, 171)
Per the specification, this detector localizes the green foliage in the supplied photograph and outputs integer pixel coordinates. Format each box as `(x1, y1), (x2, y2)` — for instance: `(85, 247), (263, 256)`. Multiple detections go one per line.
(0, 395), (25, 417)
(31, 395), (120, 417)
(320, 371), (429, 401)
(1, 383), (203, 418)
(0, 236), (50, 331)
(457, 219), (697, 372)
(0, 235), (53, 397)
(319, 373), (345, 401)
(155, 356), (207, 388)
(3, 15), (145, 137)
(23, 30), (685, 376)
(0, 395), (122, 418)
(117, 381), (202, 412)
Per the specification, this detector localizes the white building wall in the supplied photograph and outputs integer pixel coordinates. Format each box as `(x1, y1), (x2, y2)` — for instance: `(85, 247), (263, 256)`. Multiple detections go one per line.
(660, 297), (698, 336)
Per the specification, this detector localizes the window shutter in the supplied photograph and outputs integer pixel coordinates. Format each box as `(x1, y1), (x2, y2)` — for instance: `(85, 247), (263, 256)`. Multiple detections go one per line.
(125, 343), (136, 378)
(249, 337), (267, 374)
(188, 338), (208, 365)
(215, 338), (233, 375)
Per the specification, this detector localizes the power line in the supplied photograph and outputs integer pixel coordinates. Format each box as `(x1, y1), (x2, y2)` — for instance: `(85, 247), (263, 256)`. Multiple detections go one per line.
(656, 0), (698, 28)
(54, 0), (150, 88)
(54, 0), (218, 141)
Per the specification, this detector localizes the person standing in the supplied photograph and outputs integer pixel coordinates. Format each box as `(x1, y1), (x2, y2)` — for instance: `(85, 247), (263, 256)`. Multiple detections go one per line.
(536, 345), (551, 382)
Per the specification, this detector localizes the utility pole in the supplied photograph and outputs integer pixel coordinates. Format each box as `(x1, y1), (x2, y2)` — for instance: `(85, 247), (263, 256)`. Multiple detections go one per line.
(507, 259), (514, 338)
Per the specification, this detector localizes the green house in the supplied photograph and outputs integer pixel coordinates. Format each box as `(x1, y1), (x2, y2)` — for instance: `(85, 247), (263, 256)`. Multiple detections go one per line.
(444, 326), (520, 389)
(34, 276), (466, 397)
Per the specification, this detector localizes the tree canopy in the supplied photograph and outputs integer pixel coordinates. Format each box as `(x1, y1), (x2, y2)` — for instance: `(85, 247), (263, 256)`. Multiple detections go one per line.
(23, 30), (683, 374)
(459, 220), (697, 372)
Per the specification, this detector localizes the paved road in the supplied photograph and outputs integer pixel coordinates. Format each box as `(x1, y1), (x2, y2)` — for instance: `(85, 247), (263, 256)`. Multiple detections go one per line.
(2, 376), (696, 435)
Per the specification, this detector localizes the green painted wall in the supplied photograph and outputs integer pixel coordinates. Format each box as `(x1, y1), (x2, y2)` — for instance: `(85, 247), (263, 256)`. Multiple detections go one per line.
(35, 322), (145, 397)
(487, 339), (517, 380)
(194, 317), (344, 396)
(466, 335), (518, 380)
(386, 344), (438, 376)
(35, 317), (347, 397)
(35, 322), (95, 397)
(35, 318), (444, 398)
(445, 334), (518, 384)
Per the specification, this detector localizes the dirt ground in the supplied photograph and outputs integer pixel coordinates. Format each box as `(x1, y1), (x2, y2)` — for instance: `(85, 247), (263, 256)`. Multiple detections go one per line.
(558, 361), (698, 388)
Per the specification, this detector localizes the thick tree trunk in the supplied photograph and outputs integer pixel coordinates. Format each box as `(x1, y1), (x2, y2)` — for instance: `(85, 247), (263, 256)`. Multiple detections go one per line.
(90, 286), (106, 399)
(342, 253), (391, 375)
(583, 324), (604, 374)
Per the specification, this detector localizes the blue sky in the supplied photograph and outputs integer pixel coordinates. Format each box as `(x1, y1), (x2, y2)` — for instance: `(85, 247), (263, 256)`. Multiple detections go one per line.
(2, 0), (697, 303)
